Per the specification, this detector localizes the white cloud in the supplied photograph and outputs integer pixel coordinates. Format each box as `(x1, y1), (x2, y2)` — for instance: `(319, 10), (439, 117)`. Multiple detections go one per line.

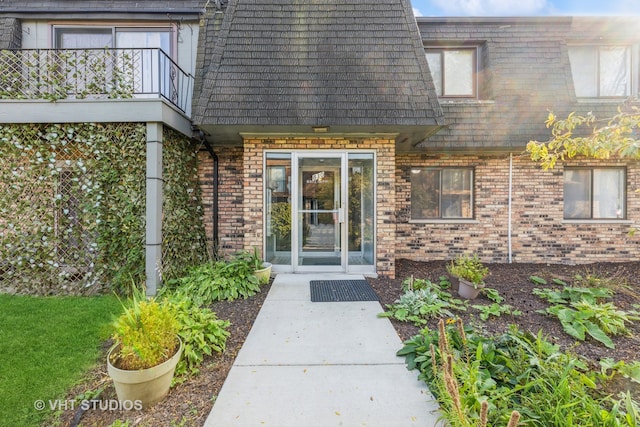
(430, 0), (548, 15)
(413, 7), (424, 16)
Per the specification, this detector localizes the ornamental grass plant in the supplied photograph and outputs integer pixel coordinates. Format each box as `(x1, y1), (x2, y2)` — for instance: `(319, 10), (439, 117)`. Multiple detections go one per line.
(109, 288), (180, 371)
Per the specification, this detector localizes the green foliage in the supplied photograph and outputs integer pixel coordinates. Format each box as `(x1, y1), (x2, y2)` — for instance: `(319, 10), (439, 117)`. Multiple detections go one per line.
(471, 302), (522, 321)
(529, 275), (548, 285)
(600, 358), (640, 385)
(0, 294), (121, 427)
(470, 289), (521, 321)
(234, 247), (266, 271)
(0, 49), (135, 101)
(0, 123), (207, 295)
(534, 286), (638, 348)
(379, 278), (466, 325)
(270, 202), (292, 250)
(165, 255), (261, 306)
(110, 288), (180, 370)
(161, 128), (209, 280)
(527, 104), (640, 170)
(163, 293), (230, 379)
(447, 254), (489, 287)
(399, 320), (640, 426)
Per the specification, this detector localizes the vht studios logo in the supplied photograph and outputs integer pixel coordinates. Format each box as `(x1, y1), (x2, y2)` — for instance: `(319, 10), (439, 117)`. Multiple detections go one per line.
(34, 399), (143, 411)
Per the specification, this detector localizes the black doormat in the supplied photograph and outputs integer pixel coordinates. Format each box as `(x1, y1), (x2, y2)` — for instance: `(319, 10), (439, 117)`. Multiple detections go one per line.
(310, 280), (379, 302)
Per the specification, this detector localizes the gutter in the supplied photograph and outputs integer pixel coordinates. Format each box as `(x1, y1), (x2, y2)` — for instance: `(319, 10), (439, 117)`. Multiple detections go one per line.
(508, 153), (513, 263)
(198, 132), (219, 256)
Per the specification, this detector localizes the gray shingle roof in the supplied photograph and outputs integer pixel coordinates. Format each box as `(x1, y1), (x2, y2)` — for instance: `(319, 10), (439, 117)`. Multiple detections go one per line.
(0, 1), (206, 13)
(416, 16), (640, 151)
(193, 0), (444, 145)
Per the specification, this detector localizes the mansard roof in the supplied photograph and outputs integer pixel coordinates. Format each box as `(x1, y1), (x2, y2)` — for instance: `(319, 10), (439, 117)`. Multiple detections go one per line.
(193, 0), (444, 146)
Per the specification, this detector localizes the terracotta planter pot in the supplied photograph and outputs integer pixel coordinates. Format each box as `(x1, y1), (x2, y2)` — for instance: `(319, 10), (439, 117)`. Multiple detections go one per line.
(254, 262), (272, 285)
(107, 338), (183, 409)
(457, 278), (483, 300)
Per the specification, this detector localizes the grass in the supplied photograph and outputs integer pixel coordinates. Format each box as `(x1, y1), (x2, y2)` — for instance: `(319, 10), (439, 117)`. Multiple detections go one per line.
(0, 294), (121, 427)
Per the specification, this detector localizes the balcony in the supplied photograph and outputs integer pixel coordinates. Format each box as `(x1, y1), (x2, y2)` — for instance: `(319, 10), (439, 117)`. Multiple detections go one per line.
(0, 48), (193, 115)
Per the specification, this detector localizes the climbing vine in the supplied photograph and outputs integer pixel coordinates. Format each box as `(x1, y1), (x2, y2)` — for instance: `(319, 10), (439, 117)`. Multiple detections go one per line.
(0, 123), (207, 295)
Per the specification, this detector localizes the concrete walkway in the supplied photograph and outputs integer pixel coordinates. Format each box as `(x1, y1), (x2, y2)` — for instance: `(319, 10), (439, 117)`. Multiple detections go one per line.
(204, 274), (442, 427)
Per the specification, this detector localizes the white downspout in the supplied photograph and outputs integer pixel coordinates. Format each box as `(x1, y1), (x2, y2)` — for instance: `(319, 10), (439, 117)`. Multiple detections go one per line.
(508, 153), (513, 263)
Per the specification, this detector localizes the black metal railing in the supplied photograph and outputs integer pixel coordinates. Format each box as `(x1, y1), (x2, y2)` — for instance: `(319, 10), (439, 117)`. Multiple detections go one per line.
(0, 48), (193, 114)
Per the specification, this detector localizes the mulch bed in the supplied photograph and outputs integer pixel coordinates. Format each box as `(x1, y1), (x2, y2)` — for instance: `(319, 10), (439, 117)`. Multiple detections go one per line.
(54, 259), (640, 426)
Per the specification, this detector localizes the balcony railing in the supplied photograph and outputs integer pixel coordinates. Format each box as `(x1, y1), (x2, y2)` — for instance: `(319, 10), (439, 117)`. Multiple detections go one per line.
(0, 48), (193, 115)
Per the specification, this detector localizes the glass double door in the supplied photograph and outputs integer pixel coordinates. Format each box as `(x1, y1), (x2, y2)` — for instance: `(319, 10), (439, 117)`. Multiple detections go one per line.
(265, 151), (375, 273)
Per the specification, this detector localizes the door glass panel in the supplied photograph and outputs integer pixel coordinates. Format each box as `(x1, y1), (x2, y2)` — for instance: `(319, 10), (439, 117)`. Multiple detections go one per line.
(348, 153), (374, 266)
(116, 30), (172, 94)
(298, 157), (341, 266)
(265, 153), (291, 265)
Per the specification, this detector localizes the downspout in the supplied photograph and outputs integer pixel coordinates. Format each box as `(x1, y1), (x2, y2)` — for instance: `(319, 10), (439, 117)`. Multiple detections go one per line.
(508, 153), (513, 263)
(198, 132), (219, 256)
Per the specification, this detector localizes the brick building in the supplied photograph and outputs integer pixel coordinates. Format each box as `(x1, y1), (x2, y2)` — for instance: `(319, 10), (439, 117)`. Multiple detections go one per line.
(0, 1), (638, 291)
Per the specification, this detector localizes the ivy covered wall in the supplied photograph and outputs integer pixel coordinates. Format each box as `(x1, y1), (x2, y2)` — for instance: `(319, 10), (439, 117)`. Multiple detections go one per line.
(0, 122), (207, 295)
(161, 127), (208, 280)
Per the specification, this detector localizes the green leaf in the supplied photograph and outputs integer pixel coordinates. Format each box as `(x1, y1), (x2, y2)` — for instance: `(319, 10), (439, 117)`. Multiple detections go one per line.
(584, 321), (615, 349)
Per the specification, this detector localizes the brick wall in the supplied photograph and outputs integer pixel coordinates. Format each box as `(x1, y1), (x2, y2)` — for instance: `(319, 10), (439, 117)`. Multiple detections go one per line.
(197, 146), (244, 256)
(238, 137), (397, 278)
(396, 153), (640, 264)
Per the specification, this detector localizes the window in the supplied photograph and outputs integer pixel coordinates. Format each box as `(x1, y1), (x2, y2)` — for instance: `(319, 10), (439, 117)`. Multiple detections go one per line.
(425, 48), (476, 97)
(411, 168), (473, 219)
(564, 168), (625, 219)
(55, 27), (171, 52)
(54, 26), (173, 96)
(568, 46), (632, 97)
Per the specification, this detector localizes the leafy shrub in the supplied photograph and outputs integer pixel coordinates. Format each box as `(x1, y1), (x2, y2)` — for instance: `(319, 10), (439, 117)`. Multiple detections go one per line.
(110, 289), (180, 370)
(166, 294), (230, 379)
(379, 278), (466, 325)
(398, 320), (640, 426)
(447, 254), (489, 287)
(165, 256), (261, 305)
(471, 288), (521, 321)
(533, 286), (639, 348)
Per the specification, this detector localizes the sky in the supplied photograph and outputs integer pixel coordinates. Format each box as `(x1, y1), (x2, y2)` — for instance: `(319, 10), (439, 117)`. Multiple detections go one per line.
(411, 0), (640, 17)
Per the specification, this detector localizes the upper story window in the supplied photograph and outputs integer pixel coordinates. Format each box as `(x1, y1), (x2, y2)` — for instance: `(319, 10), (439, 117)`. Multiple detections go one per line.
(568, 46), (632, 98)
(411, 167), (474, 220)
(55, 27), (172, 54)
(564, 168), (626, 219)
(425, 48), (477, 97)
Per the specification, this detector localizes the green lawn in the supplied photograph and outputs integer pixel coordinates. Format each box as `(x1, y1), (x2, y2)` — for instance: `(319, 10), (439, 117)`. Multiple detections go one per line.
(0, 293), (121, 427)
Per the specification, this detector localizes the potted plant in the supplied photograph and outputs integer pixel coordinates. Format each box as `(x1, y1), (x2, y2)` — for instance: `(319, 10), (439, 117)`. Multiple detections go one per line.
(238, 247), (272, 285)
(107, 288), (182, 409)
(446, 254), (489, 300)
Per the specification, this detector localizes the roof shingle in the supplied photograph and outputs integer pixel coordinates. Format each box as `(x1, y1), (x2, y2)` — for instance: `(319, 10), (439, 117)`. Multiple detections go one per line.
(193, 0), (444, 145)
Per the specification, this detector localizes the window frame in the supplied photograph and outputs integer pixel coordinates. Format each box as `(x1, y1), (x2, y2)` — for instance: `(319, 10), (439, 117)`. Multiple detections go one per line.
(425, 47), (478, 98)
(410, 167), (475, 220)
(563, 167), (627, 220)
(53, 25), (174, 56)
(567, 44), (634, 98)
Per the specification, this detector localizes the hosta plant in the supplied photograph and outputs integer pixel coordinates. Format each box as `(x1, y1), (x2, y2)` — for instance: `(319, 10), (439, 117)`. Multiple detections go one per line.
(379, 279), (466, 326)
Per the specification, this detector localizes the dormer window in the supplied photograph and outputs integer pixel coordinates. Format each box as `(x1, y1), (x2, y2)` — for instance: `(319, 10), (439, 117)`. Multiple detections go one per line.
(425, 48), (477, 98)
(568, 46), (632, 98)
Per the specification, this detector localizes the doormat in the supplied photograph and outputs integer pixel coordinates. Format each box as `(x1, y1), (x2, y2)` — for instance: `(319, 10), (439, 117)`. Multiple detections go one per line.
(310, 280), (379, 302)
